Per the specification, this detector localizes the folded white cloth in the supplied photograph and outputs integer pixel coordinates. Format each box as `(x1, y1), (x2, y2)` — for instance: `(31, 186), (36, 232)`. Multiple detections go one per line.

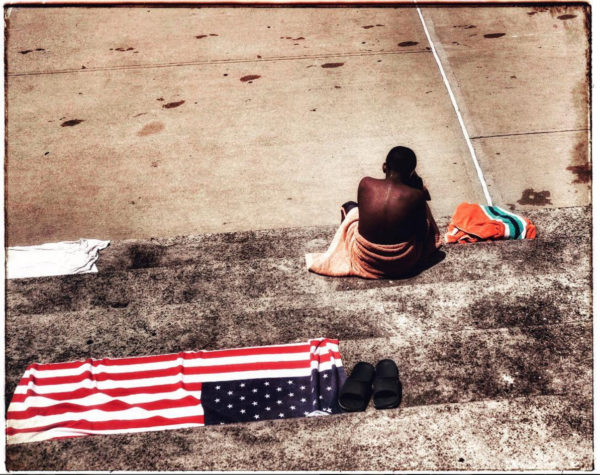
(6, 239), (110, 279)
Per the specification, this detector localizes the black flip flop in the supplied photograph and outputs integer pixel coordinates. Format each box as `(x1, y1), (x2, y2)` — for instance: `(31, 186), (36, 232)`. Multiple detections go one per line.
(338, 362), (375, 412)
(373, 359), (402, 410)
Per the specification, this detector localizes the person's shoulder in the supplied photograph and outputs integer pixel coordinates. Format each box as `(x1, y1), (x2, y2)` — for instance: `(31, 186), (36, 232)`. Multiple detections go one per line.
(398, 184), (426, 204)
(359, 176), (382, 189)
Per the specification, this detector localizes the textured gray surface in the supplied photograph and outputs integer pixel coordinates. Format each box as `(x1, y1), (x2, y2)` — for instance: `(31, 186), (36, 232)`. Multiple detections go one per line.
(6, 395), (592, 471)
(4, 206), (592, 471)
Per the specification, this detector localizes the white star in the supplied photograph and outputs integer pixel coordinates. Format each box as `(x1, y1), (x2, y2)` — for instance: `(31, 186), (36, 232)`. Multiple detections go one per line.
(301, 398), (306, 402)
(228, 404), (233, 409)
(254, 414), (260, 419)
(240, 409), (246, 414)
(264, 382), (270, 386)
(300, 386), (306, 390)
(220, 422), (225, 425)
(240, 396), (245, 401)
(240, 383), (246, 388)
(323, 374), (328, 379)
(252, 401), (258, 406)
(265, 394), (271, 399)
(276, 387), (282, 392)
(313, 400), (317, 405)
(290, 405), (296, 410)
(326, 386), (332, 391)
(252, 388), (258, 393)
(287, 380), (293, 384)
(277, 400), (283, 405)
(266, 407), (271, 411)
(319, 395), (323, 399)
(215, 385), (221, 390)
(288, 393), (294, 397)
(228, 391), (233, 395)
(279, 413), (285, 418)
(215, 398), (220, 403)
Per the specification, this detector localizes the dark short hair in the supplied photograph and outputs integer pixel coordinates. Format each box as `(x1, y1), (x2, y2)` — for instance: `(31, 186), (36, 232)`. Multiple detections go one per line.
(385, 146), (417, 176)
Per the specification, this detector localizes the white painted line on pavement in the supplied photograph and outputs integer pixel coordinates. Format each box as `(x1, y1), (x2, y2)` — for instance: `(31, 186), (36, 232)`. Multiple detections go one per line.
(416, 7), (494, 206)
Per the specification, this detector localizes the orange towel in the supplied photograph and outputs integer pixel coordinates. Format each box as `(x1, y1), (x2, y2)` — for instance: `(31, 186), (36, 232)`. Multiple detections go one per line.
(445, 202), (537, 244)
(305, 205), (442, 279)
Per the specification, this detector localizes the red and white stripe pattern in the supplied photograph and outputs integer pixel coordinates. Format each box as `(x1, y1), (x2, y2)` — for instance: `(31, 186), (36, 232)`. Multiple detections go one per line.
(7, 338), (342, 444)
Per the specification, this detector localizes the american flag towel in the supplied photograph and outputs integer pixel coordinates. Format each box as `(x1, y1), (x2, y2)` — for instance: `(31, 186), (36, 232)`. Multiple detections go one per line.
(6, 338), (345, 445)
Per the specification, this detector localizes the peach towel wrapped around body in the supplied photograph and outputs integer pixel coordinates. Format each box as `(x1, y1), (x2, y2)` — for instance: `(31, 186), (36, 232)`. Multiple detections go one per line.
(305, 205), (442, 279)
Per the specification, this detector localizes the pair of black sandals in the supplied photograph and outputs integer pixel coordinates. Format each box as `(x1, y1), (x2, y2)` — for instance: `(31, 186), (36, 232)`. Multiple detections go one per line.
(338, 359), (402, 412)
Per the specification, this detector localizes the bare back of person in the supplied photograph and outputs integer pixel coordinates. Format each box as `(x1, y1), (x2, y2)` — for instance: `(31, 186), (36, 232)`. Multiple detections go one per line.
(357, 177), (427, 245)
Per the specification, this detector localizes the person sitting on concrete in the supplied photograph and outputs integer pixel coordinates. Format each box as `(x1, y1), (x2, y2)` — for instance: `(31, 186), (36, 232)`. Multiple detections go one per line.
(305, 146), (442, 279)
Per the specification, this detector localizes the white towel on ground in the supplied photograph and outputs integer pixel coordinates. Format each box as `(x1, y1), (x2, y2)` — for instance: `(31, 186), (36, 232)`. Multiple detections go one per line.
(6, 239), (110, 279)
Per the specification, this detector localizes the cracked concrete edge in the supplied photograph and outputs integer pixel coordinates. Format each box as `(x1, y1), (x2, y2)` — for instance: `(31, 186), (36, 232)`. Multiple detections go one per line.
(92, 206), (590, 272)
(6, 233), (591, 316)
(5, 394), (592, 472)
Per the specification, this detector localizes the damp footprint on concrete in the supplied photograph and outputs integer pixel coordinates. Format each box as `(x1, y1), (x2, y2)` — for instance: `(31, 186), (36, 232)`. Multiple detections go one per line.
(240, 75), (261, 82)
(162, 100), (185, 109)
(61, 119), (84, 127)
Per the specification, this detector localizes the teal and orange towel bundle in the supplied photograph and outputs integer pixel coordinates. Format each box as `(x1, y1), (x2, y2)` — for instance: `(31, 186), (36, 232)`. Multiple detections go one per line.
(445, 202), (537, 244)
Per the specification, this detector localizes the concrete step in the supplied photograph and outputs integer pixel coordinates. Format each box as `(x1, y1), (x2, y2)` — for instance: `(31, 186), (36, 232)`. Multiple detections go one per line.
(4, 206), (592, 470)
(5, 393), (592, 471)
(5, 273), (590, 401)
(95, 206), (589, 271)
(6, 318), (591, 421)
(6, 233), (590, 317)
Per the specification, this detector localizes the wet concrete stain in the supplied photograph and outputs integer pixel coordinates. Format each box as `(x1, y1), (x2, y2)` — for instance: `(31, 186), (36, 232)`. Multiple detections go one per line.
(453, 24), (476, 29)
(128, 244), (166, 269)
(81, 65), (87, 69)
(517, 188), (552, 206)
(567, 141), (591, 184)
(133, 112), (148, 118)
(151, 161), (159, 168)
(195, 35), (207, 39)
(398, 41), (419, 47)
(137, 122), (165, 136)
(240, 75), (261, 82)
(61, 119), (84, 127)
(567, 165), (591, 184)
(334, 85), (341, 89)
(363, 25), (375, 29)
(321, 62), (344, 68)
(558, 14), (577, 20)
(163, 100), (185, 109)
(114, 47), (135, 52)
(527, 11), (538, 16)
(510, 75), (517, 79)
(484, 33), (506, 38)
(19, 50), (33, 54)
(157, 97), (164, 101)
